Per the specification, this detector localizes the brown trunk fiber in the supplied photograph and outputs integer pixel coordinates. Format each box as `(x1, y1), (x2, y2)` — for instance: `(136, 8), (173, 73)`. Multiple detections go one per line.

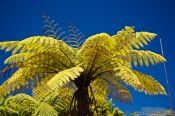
(75, 87), (92, 116)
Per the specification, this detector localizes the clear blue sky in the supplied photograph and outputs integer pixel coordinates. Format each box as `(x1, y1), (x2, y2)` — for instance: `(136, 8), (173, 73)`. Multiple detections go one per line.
(0, 0), (175, 114)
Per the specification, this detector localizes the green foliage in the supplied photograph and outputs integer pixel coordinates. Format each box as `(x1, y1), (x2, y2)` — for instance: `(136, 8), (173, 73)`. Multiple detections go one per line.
(41, 88), (73, 115)
(0, 106), (19, 116)
(47, 66), (84, 90)
(0, 92), (68, 116)
(4, 94), (39, 115)
(32, 103), (58, 116)
(0, 25), (167, 115)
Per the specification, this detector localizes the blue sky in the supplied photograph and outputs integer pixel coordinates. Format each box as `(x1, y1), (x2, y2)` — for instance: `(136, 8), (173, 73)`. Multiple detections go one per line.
(0, 0), (175, 114)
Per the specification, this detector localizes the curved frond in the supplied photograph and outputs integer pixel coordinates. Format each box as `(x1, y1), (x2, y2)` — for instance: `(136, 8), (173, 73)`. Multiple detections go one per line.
(42, 13), (67, 41)
(77, 33), (115, 76)
(32, 74), (55, 100)
(90, 77), (107, 96)
(93, 76), (132, 103)
(4, 94), (39, 115)
(47, 66), (84, 90)
(0, 41), (19, 52)
(112, 59), (141, 90)
(4, 53), (34, 64)
(103, 76), (132, 103)
(136, 32), (156, 44)
(130, 50), (166, 66)
(0, 106), (19, 116)
(0, 66), (55, 97)
(112, 26), (157, 51)
(67, 24), (86, 48)
(42, 88), (73, 115)
(133, 70), (167, 95)
(0, 36), (71, 55)
(32, 103), (58, 116)
(0, 40), (77, 96)
(0, 68), (27, 96)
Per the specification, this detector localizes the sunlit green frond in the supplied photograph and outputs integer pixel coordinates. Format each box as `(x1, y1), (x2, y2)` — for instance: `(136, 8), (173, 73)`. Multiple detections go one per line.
(32, 103), (58, 116)
(77, 33), (115, 73)
(13, 36), (62, 54)
(112, 59), (141, 90)
(0, 97), (5, 105)
(0, 66), (55, 97)
(112, 26), (136, 51)
(32, 74), (55, 100)
(112, 26), (157, 51)
(81, 33), (116, 50)
(136, 32), (157, 44)
(32, 85), (51, 101)
(4, 94), (39, 115)
(4, 53), (34, 64)
(100, 75), (132, 103)
(0, 41), (77, 96)
(130, 50), (166, 66)
(0, 106), (19, 116)
(0, 68), (27, 96)
(42, 88), (73, 115)
(90, 77), (107, 96)
(133, 70), (167, 95)
(0, 36), (72, 55)
(47, 66), (84, 90)
(0, 41), (19, 52)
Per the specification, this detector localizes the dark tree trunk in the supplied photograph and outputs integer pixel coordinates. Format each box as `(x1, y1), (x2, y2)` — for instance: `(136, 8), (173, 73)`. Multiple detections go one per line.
(72, 77), (92, 116)
(76, 86), (91, 116)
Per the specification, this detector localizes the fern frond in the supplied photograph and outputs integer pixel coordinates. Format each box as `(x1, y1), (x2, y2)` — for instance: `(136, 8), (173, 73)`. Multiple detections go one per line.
(90, 77), (107, 96)
(47, 66), (84, 90)
(102, 75), (132, 103)
(112, 59), (142, 90)
(42, 13), (67, 41)
(67, 24), (86, 48)
(0, 36), (62, 54)
(0, 66), (55, 97)
(130, 50), (166, 66)
(93, 76), (132, 103)
(77, 33), (116, 72)
(133, 70), (167, 95)
(4, 53), (34, 64)
(4, 94), (39, 115)
(0, 68), (26, 96)
(32, 103), (58, 116)
(42, 88), (73, 115)
(136, 32), (156, 44)
(32, 74), (55, 100)
(0, 41), (19, 52)
(0, 40), (78, 96)
(0, 106), (19, 116)
(112, 26), (157, 51)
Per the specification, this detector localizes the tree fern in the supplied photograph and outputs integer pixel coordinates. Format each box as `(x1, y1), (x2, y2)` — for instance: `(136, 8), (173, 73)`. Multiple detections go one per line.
(0, 26), (167, 115)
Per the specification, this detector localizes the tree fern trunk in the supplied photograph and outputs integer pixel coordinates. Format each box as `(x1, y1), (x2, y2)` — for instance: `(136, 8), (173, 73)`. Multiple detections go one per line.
(76, 86), (92, 116)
